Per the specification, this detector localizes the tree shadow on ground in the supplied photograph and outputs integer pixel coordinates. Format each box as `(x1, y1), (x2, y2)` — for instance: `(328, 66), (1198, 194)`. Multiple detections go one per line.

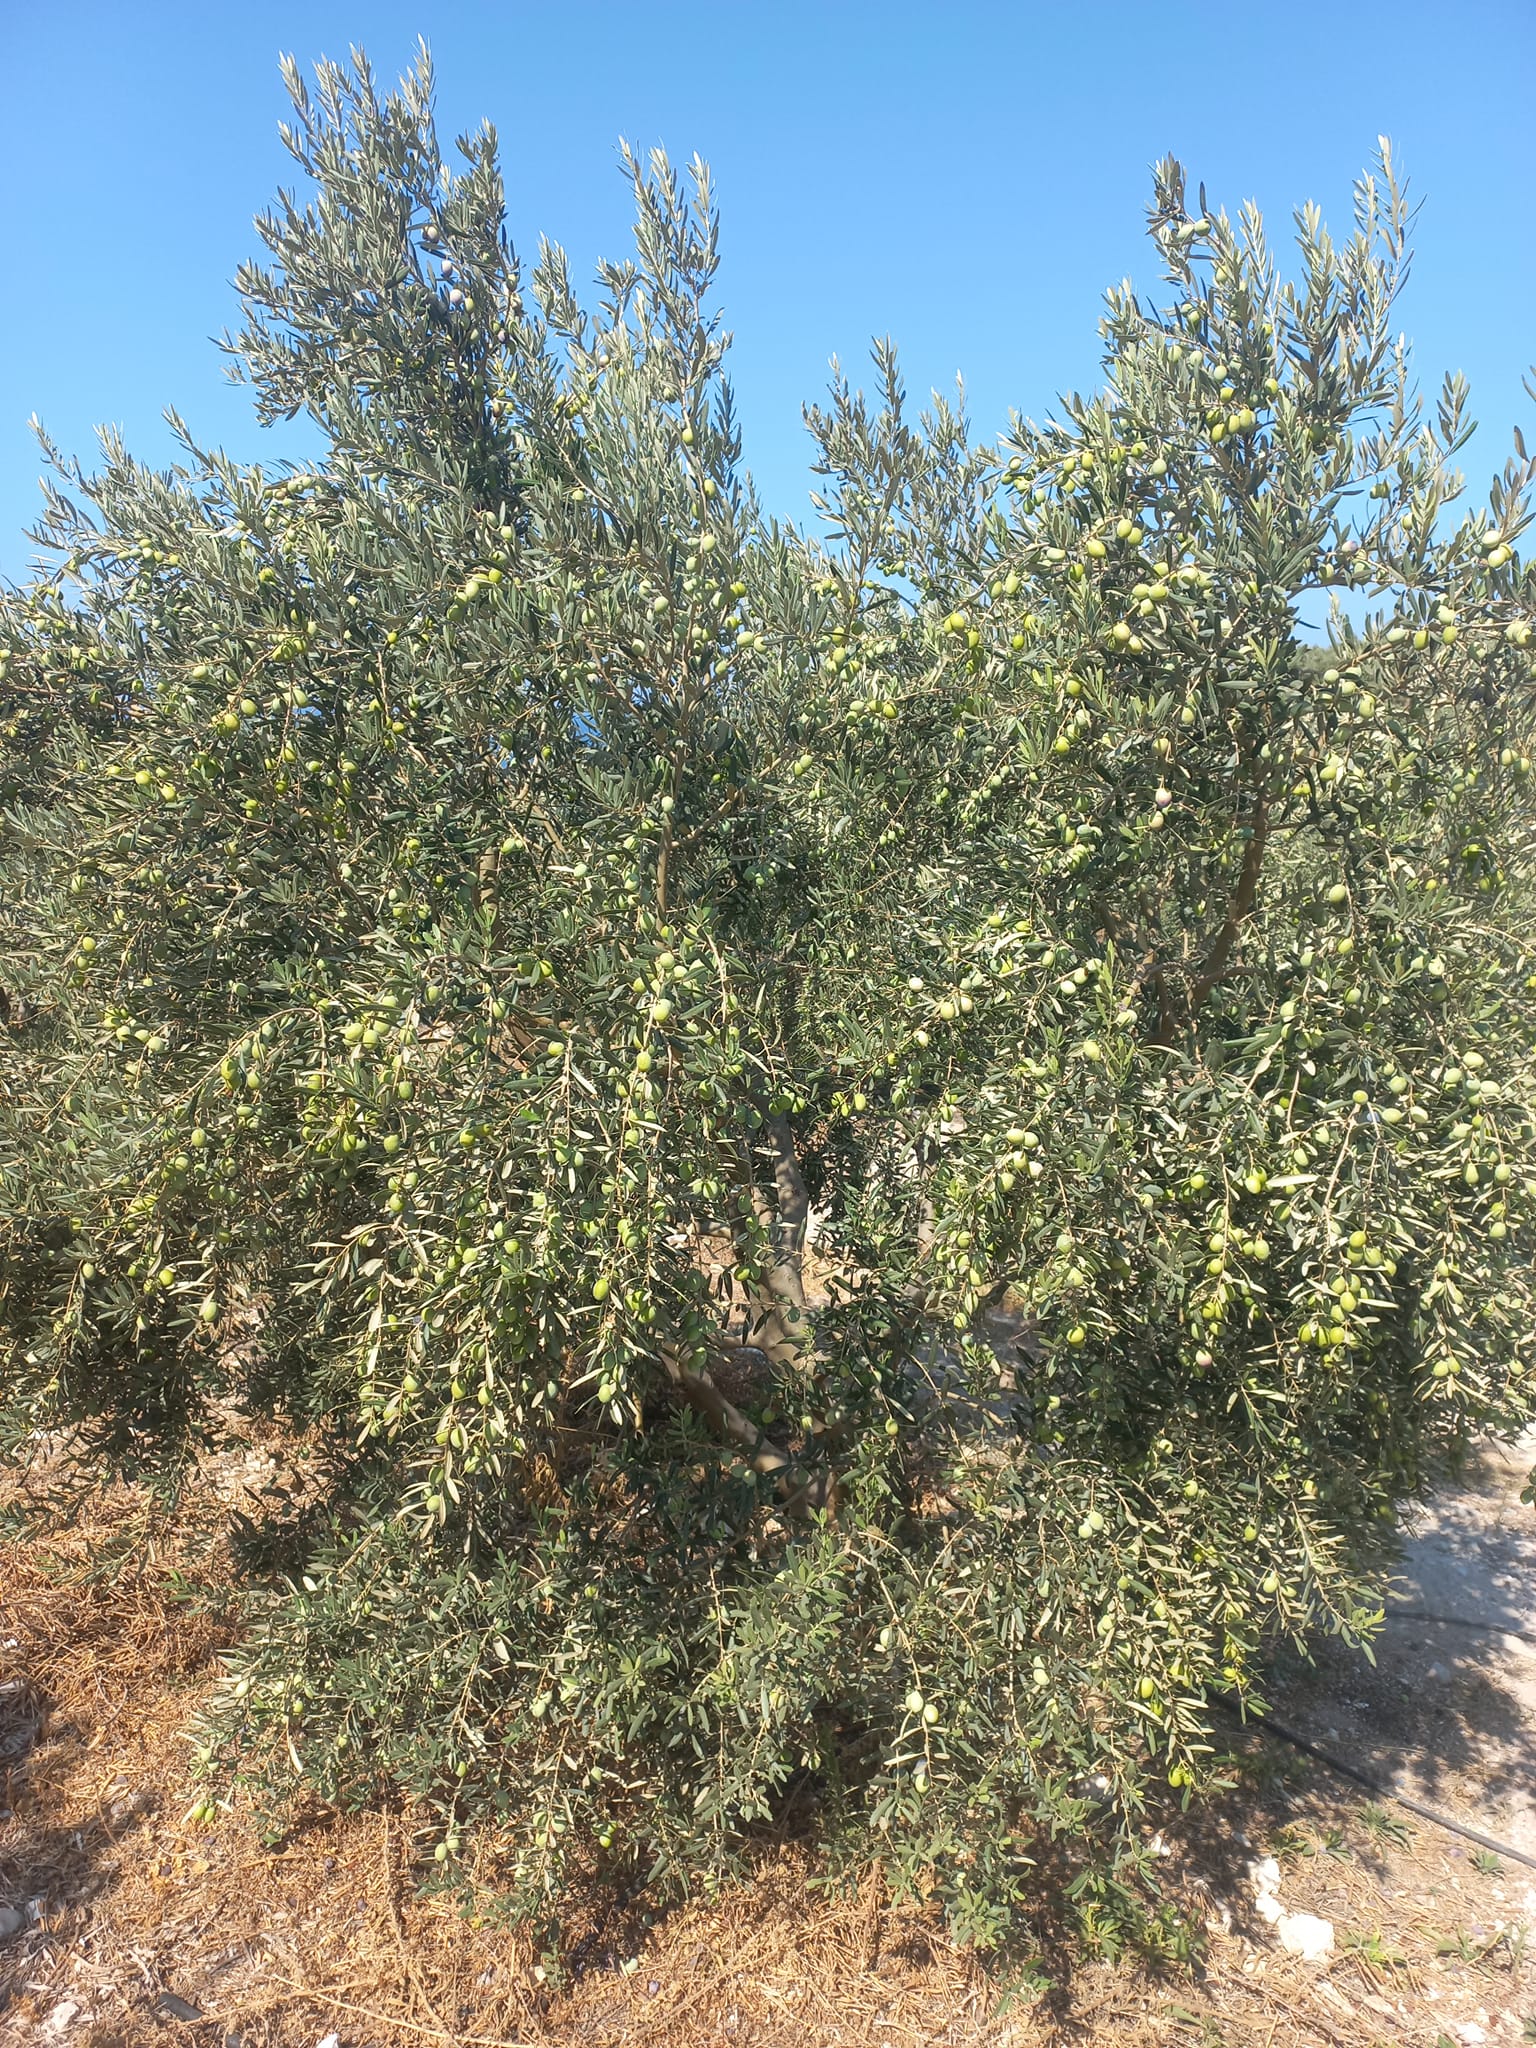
(0, 1661), (166, 2019)
(1263, 1432), (1536, 1858)
(4, 1445), (1536, 2047)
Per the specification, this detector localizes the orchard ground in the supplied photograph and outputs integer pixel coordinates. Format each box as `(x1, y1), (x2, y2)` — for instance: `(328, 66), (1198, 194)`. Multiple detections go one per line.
(2, 1433), (1533, 2048)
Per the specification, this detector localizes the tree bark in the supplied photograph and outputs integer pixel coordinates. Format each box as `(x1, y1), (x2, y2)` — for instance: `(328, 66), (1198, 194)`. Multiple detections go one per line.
(763, 1112), (810, 1314)
(731, 1117), (813, 1368)
(661, 1346), (834, 1513)
(1149, 791), (1268, 1046)
(1186, 794), (1268, 1014)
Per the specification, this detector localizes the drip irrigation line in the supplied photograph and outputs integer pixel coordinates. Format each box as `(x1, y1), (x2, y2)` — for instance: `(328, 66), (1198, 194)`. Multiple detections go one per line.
(1383, 1605), (1536, 1650)
(1225, 1707), (1536, 1873)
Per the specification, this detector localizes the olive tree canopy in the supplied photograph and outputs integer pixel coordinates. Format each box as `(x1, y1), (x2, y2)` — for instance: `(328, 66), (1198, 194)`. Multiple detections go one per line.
(3, 48), (1534, 1949)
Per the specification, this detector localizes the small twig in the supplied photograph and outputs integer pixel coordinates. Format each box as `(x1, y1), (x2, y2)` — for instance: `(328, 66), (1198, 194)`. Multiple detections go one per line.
(381, 1810), (454, 2037)
(272, 1977), (540, 2047)
(617, 1920), (804, 2042)
(859, 1855), (884, 1971)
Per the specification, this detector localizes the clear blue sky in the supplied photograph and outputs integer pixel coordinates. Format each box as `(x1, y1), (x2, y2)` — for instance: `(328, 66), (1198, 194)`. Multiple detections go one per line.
(5, 0), (1533, 612)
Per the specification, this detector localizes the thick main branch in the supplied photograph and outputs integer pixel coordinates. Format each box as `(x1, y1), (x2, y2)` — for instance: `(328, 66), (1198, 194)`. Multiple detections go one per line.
(730, 1116), (813, 1369)
(1188, 793), (1269, 1011)
(1150, 790), (1269, 1046)
(660, 1345), (834, 1514)
(763, 1112), (810, 1313)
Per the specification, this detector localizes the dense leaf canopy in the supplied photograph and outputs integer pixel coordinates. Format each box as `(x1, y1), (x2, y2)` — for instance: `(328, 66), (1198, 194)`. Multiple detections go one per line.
(3, 47), (1534, 1948)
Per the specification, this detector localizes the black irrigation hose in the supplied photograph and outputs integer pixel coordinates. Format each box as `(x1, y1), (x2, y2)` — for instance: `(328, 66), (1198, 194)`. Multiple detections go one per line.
(1385, 1605), (1536, 1651)
(1226, 1707), (1536, 1874)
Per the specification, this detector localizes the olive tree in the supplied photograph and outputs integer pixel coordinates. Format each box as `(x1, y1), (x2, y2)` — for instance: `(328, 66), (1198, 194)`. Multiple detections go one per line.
(3, 50), (1534, 1950)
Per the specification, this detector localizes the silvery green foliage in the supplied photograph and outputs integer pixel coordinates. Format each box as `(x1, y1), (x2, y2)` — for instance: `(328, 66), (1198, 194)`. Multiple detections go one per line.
(2, 51), (1534, 1950)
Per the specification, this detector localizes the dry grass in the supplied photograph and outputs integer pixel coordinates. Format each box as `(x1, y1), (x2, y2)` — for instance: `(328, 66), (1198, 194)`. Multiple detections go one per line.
(2, 1469), (1533, 2048)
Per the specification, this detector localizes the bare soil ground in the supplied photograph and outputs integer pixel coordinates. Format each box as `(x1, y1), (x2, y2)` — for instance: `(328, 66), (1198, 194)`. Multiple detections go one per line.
(2, 1438), (1533, 2048)
(1267, 1431), (1536, 1865)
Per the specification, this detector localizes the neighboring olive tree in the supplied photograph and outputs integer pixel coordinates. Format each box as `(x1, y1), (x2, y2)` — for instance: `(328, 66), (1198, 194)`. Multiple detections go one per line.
(3, 50), (1534, 1949)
